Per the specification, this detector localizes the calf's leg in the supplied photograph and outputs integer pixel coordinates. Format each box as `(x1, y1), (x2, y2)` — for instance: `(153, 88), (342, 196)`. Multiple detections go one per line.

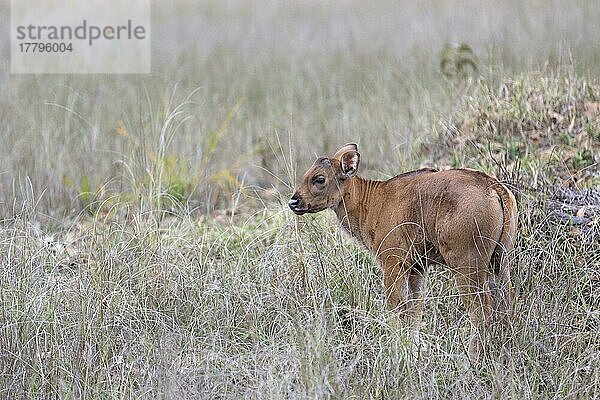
(453, 267), (494, 361)
(382, 257), (426, 349)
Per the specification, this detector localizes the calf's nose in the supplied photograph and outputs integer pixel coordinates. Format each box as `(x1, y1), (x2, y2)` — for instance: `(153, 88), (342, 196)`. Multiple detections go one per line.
(288, 197), (300, 210)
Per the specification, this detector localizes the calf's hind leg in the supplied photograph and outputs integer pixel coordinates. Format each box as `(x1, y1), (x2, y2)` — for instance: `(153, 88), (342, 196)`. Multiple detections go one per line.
(453, 267), (494, 361)
(440, 215), (500, 362)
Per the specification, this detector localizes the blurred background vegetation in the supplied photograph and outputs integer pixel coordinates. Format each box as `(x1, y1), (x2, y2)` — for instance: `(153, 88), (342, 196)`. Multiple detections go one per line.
(0, 0), (598, 218)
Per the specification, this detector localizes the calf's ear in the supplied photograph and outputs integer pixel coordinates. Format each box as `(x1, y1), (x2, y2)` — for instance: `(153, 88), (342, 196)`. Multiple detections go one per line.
(340, 150), (360, 177)
(333, 143), (358, 159)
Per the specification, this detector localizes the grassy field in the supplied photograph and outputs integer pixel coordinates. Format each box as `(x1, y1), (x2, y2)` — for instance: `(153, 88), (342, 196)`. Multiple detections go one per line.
(0, 1), (599, 398)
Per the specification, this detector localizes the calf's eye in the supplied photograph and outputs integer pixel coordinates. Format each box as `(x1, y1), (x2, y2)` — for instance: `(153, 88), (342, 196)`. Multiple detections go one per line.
(313, 176), (326, 185)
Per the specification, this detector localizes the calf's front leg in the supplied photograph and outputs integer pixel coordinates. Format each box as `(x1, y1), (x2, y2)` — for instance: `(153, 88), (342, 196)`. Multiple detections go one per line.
(382, 256), (426, 348)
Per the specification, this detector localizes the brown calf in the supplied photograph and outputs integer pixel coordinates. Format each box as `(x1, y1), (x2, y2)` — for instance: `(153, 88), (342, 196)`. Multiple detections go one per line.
(289, 143), (518, 360)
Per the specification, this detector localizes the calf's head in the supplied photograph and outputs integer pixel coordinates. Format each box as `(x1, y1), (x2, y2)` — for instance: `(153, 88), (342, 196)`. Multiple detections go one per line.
(289, 143), (360, 215)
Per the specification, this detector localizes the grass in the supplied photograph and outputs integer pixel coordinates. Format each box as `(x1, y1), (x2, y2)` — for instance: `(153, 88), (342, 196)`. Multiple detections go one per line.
(0, 1), (599, 398)
(1, 193), (597, 398)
